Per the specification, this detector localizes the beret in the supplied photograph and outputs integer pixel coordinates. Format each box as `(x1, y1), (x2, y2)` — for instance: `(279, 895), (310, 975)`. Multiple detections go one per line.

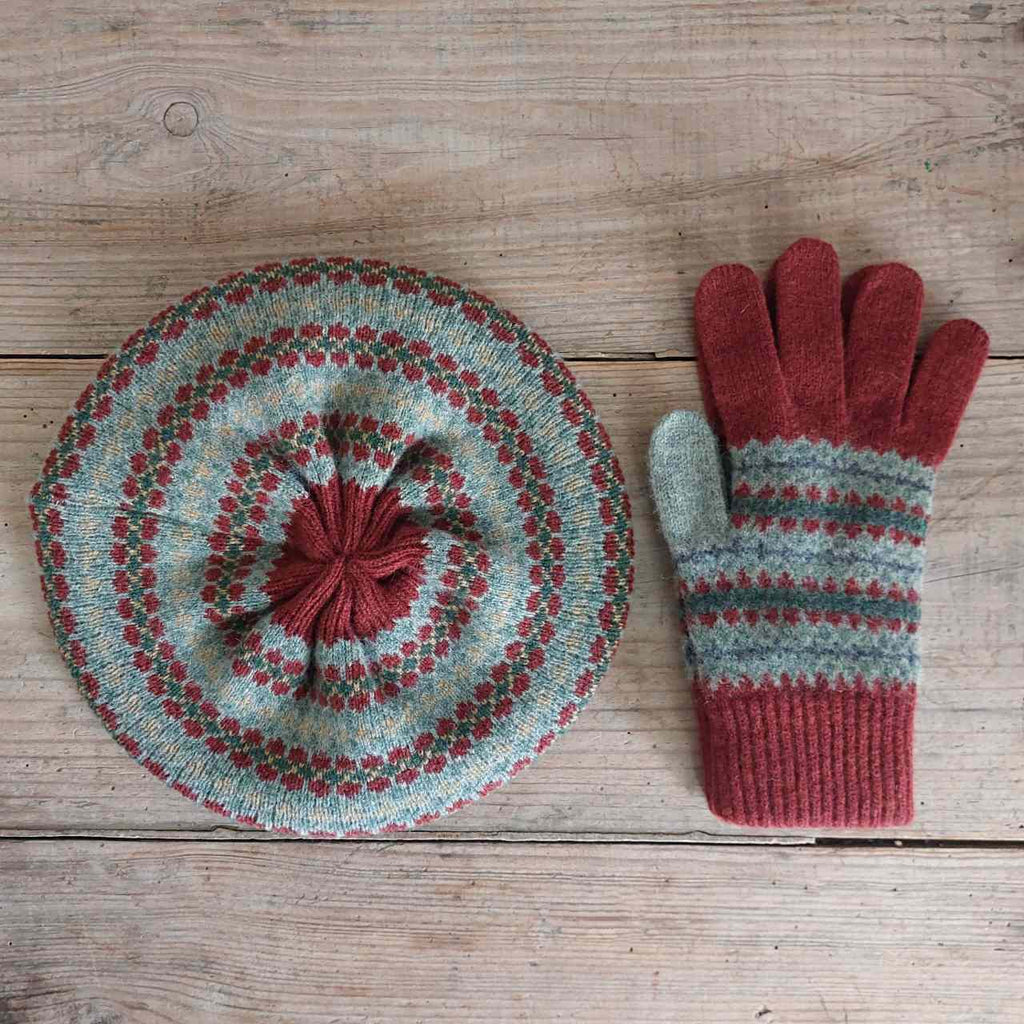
(29, 257), (634, 835)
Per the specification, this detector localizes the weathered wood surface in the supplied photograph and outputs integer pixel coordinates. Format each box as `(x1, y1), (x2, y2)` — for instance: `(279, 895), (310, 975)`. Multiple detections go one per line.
(1, 840), (1021, 1023)
(0, 1), (1022, 358)
(3, 358), (1021, 840)
(3, 2), (1024, 1018)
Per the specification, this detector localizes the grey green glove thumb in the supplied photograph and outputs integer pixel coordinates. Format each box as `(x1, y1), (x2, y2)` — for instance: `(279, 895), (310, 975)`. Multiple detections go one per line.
(648, 411), (730, 559)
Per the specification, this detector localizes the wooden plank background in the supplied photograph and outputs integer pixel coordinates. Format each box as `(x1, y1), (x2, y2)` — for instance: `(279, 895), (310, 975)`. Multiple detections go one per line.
(3, 842), (1021, 1023)
(3, 358), (1022, 841)
(0, 0), (1021, 358)
(1, 1), (1022, 1020)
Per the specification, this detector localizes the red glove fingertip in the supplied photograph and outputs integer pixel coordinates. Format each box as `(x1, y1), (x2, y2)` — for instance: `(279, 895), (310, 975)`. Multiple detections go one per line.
(845, 262), (923, 452)
(694, 264), (791, 447)
(773, 238), (845, 443)
(841, 265), (880, 325)
(895, 319), (989, 465)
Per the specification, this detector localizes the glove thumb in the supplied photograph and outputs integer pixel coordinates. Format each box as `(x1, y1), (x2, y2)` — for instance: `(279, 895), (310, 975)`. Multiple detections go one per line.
(649, 411), (730, 558)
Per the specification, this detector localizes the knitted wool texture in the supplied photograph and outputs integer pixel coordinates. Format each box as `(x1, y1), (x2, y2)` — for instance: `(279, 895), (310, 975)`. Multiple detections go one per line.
(650, 238), (987, 828)
(29, 257), (634, 836)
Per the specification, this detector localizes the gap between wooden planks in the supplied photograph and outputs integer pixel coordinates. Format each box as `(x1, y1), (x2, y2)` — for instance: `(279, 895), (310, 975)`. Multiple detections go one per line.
(0, 1), (1022, 358)
(1, 358), (1021, 841)
(0, 839), (1021, 1023)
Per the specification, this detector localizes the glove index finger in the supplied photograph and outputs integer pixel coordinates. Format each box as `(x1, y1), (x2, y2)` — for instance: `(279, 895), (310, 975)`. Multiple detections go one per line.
(695, 264), (792, 447)
(649, 411), (730, 558)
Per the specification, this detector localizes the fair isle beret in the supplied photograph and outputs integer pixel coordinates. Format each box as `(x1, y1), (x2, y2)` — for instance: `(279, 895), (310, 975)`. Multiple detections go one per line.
(28, 257), (634, 836)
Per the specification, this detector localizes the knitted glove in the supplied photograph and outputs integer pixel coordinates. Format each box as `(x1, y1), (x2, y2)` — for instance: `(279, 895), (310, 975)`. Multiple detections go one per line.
(650, 238), (988, 828)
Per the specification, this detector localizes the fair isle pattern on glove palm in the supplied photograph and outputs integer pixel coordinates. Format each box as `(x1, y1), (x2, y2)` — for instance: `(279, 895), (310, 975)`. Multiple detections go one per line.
(650, 238), (988, 828)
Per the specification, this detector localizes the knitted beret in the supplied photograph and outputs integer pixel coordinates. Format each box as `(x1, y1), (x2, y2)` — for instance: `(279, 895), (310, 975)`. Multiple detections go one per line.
(29, 257), (634, 836)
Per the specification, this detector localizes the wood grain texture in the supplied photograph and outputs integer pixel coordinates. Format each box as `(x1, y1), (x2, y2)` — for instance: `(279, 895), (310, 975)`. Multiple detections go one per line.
(0, 0), (1022, 357)
(4, 3), (1023, 1016)
(1, 839), (1021, 1023)
(2, 358), (1021, 840)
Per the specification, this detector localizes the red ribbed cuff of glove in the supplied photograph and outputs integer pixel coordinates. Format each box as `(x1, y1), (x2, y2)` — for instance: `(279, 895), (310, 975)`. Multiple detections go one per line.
(693, 679), (916, 828)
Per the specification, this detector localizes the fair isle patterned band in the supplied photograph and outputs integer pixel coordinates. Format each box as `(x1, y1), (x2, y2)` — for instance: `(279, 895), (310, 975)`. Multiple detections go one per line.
(29, 257), (634, 836)
(678, 438), (933, 827)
